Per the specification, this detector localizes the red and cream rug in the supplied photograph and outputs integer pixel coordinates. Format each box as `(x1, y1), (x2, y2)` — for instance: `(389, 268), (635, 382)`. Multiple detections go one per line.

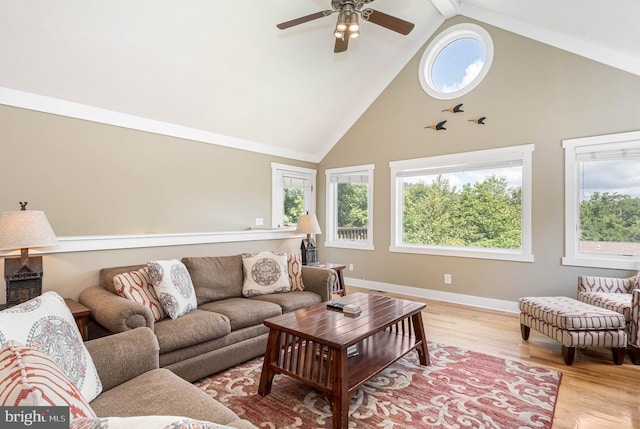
(195, 342), (561, 428)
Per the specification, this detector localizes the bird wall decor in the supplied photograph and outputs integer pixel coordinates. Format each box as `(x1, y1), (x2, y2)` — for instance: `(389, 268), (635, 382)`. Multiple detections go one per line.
(469, 116), (486, 124)
(442, 103), (464, 113)
(425, 120), (447, 130)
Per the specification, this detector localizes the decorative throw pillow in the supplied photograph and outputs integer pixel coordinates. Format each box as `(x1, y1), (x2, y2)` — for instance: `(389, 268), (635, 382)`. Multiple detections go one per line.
(0, 291), (102, 403)
(288, 253), (305, 291)
(0, 341), (97, 418)
(147, 259), (197, 319)
(242, 251), (290, 297)
(114, 267), (166, 322)
(71, 416), (234, 429)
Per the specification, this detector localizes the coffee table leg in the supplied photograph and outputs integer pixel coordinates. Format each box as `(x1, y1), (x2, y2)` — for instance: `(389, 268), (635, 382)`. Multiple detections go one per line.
(329, 349), (350, 429)
(258, 329), (281, 396)
(412, 312), (430, 366)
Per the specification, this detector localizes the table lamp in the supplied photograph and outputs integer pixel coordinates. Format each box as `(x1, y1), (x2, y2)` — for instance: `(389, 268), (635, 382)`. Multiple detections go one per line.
(0, 202), (58, 307)
(295, 212), (321, 266)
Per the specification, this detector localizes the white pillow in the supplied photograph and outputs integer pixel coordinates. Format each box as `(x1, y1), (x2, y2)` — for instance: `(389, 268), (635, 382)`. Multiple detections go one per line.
(242, 251), (290, 297)
(0, 291), (103, 403)
(71, 416), (234, 429)
(147, 259), (197, 319)
(0, 340), (96, 419)
(114, 267), (166, 322)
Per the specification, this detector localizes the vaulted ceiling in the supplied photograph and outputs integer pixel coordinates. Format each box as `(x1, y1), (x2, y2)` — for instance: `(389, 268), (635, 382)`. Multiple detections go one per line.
(1, 1), (639, 162)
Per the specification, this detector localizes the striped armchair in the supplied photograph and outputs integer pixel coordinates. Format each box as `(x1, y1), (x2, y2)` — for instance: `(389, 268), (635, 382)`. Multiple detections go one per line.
(578, 273), (640, 363)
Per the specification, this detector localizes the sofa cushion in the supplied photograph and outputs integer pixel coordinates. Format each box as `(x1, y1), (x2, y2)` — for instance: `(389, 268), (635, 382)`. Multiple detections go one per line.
(154, 309), (231, 355)
(99, 264), (146, 294)
(182, 255), (244, 305)
(288, 253), (305, 291)
(113, 267), (166, 322)
(0, 341), (97, 419)
(199, 298), (282, 331)
(0, 291), (103, 403)
(249, 291), (322, 313)
(148, 259), (197, 319)
(242, 252), (290, 297)
(89, 368), (246, 427)
(71, 416), (235, 429)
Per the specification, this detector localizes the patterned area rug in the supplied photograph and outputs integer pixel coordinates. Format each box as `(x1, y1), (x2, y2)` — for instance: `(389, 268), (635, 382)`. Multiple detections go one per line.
(195, 342), (561, 429)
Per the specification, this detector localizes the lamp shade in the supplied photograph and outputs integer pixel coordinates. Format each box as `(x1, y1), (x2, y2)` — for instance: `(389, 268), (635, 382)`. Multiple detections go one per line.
(0, 210), (59, 250)
(295, 214), (322, 235)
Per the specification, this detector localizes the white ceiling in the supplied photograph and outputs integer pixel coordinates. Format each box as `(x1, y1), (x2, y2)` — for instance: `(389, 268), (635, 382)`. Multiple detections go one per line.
(1, 0), (639, 163)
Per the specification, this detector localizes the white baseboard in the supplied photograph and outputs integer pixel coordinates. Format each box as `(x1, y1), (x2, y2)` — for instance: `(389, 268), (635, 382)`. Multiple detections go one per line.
(344, 277), (519, 314)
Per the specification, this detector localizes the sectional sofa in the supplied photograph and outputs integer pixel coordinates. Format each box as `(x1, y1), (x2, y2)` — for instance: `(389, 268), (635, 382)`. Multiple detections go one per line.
(79, 254), (338, 382)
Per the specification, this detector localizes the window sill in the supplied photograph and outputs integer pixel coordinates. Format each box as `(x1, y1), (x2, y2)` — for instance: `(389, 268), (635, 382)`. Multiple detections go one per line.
(390, 245), (534, 262)
(325, 241), (374, 251)
(562, 256), (640, 270)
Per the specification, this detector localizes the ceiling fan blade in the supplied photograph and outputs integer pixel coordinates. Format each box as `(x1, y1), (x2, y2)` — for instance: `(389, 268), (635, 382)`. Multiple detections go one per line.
(361, 9), (415, 35)
(334, 32), (350, 53)
(277, 10), (334, 30)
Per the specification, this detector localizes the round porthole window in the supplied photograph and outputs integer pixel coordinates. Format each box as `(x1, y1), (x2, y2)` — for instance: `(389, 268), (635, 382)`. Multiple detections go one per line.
(419, 23), (493, 100)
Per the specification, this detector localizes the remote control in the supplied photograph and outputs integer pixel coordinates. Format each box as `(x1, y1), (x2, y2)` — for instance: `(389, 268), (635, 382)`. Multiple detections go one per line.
(326, 301), (345, 310)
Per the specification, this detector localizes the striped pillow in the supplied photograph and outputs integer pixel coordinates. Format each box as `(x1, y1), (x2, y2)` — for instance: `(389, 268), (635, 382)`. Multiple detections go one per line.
(114, 267), (166, 322)
(0, 341), (96, 418)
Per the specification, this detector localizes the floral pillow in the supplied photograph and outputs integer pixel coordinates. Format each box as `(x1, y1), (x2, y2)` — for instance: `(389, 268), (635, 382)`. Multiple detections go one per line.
(242, 251), (290, 297)
(147, 259), (197, 319)
(114, 267), (166, 322)
(0, 291), (102, 403)
(0, 340), (97, 418)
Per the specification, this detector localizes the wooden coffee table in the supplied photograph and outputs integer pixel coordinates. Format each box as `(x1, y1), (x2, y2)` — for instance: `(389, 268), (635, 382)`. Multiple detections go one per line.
(257, 292), (429, 429)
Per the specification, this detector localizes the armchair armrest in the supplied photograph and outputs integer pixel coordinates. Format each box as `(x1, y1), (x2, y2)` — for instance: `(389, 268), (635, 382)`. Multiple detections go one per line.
(85, 327), (159, 392)
(79, 285), (155, 334)
(578, 275), (635, 294)
(300, 266), (338, 302)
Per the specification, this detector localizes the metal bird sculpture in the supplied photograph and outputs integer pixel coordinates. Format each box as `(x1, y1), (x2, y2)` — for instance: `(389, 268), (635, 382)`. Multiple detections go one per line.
(468, 117), (486, 124)
(425, 120), (447, 130)
(442, 103), (464, 113)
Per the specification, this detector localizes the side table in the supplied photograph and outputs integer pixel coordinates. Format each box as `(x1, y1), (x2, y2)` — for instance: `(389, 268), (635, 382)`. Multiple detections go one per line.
(64, 298), (91, 341)
(318, 263), (346, 296)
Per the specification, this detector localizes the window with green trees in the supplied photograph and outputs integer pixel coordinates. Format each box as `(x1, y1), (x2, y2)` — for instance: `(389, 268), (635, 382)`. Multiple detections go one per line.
(325, 165), (374, 250)
(563, 131), (640, 269)
(390, 145), (533, 261)
(271, 163), (316, 228)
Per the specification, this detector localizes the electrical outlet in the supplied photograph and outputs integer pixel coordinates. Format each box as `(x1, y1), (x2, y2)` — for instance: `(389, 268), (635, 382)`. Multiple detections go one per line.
(444, 274), (452, 284)
(349, 264), (354, 271)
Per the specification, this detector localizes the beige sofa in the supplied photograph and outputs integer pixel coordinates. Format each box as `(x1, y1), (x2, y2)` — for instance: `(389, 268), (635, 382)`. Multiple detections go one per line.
(80, 254), (338, 382)
(86, 326), (257, 428)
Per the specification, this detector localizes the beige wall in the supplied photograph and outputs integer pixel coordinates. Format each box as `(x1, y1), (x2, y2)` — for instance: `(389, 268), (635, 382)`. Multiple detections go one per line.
(318, 17), (640, 302)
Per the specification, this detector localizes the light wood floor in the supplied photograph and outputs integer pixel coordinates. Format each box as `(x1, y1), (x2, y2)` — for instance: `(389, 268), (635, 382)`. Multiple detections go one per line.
(347, 286), (640, 429)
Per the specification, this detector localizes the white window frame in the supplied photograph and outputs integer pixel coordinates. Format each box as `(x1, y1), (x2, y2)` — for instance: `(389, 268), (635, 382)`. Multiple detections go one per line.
(390, 144), (534, 262)
(325, 164), (375, 250)
(419, 23), (494, 100)
(563, 130), (640, 270)
(271, 163), (316, 228)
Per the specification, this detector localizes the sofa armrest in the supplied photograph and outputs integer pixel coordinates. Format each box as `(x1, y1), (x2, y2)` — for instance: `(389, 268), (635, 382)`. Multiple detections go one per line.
(79, 285), (155, 334)
(300, 266), (338, 302)
(577, 275), (635, 294)
(85, 327), (159, 392)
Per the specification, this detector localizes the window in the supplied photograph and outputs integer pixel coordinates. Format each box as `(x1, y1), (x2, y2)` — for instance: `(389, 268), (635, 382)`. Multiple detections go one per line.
(390, 145), (533, 261)
(419, 23), (493, 100)
(271, 163), (316, 228)
(563, 131), (640, 269)
(325, 164), (374, 250)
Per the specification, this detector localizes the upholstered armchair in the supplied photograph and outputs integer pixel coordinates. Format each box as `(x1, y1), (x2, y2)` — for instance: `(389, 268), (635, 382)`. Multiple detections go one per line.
(578, 273), (640, 363)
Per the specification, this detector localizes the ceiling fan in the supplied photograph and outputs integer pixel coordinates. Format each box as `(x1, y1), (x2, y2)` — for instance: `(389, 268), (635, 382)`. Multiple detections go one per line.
(276, 0), (415, 53)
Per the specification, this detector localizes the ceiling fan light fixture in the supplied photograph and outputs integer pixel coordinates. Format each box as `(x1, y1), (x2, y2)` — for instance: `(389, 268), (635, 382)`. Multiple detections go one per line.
(349, 30), (359, 39)
(336, 12), (347, 32)
(334, 29), (345, 39)
(348, 13), (359, 32)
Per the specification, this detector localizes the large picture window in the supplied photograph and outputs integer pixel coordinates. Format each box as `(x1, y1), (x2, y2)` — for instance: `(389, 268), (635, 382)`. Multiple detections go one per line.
(271, 163), (316, 228)
(325, 164), (374, 250)
(563, 131), (640, 269)
(390, 145), (533, 261)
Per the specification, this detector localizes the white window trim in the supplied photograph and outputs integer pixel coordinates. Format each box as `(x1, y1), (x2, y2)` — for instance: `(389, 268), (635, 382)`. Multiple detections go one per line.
(562, 130), (640, 270)
(419, 23), (494, 100)
(325, 164), (375, 250)
(389, 144), (534, 262)
(271, 163), (316, 228)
